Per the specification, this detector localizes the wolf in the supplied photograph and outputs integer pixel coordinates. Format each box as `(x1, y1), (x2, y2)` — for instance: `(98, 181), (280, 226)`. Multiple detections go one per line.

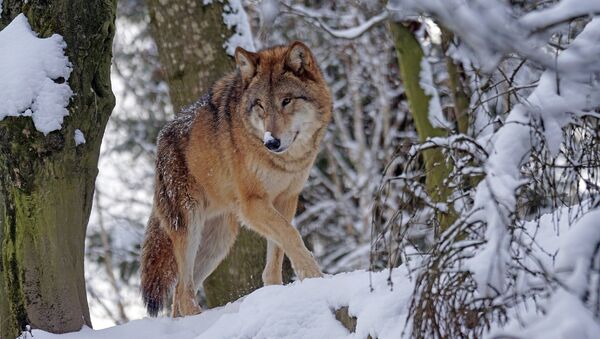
(140, 41), (332, 317)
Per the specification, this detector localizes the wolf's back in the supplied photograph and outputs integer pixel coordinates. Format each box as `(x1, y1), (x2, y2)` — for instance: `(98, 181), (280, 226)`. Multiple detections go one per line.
(140, 211), (176, 316)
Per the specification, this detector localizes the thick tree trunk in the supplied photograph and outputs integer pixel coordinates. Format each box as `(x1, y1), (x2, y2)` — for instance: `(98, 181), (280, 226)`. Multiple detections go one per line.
(146, 0), (236, 113)
(145, 0), (267, 308)
(389, 22), (456, 233)
(0, 1), (116, 338)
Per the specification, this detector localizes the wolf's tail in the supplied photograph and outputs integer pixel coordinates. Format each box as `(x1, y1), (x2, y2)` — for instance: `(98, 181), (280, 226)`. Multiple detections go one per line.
(141, 211), (176, 317)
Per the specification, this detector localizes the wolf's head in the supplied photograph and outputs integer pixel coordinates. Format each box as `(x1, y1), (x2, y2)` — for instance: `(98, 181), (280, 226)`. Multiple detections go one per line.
(235, 41), (332, 154)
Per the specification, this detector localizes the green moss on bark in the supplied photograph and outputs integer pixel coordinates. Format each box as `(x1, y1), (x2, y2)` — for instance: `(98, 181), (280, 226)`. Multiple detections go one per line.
(389, 22), (456, 233)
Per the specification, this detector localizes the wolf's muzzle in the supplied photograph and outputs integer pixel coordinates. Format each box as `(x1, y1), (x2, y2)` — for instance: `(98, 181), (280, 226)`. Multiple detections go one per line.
(265, 138), (281, 151)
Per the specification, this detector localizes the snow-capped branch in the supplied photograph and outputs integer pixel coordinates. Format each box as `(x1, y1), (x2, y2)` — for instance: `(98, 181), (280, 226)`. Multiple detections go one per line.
(316, 11), (389, 40)
(520, 0), (600, 33)
(388, 0), (600, 73)
(466, 17), (600, 296)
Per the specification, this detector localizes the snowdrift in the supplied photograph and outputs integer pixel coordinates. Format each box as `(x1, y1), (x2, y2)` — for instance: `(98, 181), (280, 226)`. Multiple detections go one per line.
(34, 269), (412, 339)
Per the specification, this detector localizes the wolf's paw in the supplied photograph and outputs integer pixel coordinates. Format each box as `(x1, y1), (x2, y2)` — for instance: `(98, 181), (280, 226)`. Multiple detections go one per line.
(262, 270), (283, 286)
(172, 291), (202, 317)
(178, 302), (202, 317)
(295, 261), (323, 280)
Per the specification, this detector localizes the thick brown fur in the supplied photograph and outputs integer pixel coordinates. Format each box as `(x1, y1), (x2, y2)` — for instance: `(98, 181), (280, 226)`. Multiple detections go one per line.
(140, 41), (332, 317)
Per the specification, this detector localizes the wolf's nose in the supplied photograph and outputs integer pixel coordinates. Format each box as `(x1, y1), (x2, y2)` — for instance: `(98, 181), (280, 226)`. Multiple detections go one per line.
(265, 138), (281, 151)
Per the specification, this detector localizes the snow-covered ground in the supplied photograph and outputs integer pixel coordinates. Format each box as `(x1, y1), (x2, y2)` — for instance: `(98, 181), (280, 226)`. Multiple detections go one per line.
(33, 269), (413, 339)
(24, 206), (600, 339)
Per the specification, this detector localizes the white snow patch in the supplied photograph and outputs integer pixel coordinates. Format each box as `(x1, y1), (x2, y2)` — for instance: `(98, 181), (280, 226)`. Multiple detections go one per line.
(33, 269), (413, 339)
(263, 131), (274, 144)
(419, 57), (451, 129)
(0, 0), (3, 18)
(222, 0), (255, 55)
(318, 11), (389, 40)
(74, 129), (86, 145)
(464, 17), (600, 297)
(520, 0), (600, 32)
(487, 207), (600, 339)
(0, 14), (73, 135)
(259, 0), (279, 27)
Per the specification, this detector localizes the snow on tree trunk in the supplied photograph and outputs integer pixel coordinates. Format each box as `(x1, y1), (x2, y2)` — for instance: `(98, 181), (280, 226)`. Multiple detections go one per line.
(0, 1), (116, 337)
(145, 0), (266, 308)
(389, 21), (455, 232)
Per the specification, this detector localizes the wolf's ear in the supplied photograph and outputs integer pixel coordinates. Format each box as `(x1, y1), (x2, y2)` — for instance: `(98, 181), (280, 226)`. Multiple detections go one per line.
(235, 47), (258, 85)
(285, 41), (317, 78)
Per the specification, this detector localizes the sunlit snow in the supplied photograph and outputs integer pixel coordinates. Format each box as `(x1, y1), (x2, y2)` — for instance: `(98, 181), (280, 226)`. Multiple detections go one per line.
(0, 14), (72, 135)
(33, 269), (413, 339)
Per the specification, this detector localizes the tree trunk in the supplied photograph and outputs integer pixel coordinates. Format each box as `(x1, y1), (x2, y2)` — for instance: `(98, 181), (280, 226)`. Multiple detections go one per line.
(0, 1), (116, 338)
(146, 0), (236, 113)
(389, 22), (456, 233)
(441, 29), (470, 135)
(145, 0), (267, 308)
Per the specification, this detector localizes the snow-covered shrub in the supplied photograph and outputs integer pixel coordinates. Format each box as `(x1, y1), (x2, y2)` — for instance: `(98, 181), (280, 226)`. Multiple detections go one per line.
(375, 1), (600, 338)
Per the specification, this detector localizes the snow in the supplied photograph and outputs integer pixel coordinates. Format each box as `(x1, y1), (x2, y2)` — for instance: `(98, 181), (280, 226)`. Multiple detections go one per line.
(520, 0), (600, 32)
(0, 14), (73, 135)
(388, 0), (600, 73)
(0, 0), (3, 18)
(258, 0), (279, 28)
(487, 207), (600, 339)
(317, 11), (389, 40)
(419, 57), (451, 129)
(33, 269), (413, 339)
(555, 210), (600, 296)
(263, 131), (274, 144)
(222, 0), (255, 55)
(74, 129), (86, 145)
(463, 17), (600, 297)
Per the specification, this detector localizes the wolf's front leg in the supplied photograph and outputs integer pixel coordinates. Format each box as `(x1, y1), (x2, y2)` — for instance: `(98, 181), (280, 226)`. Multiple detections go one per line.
(262, 195), (300, 285)
(263, 240), (284, 285)
(241, 197), (322, 280)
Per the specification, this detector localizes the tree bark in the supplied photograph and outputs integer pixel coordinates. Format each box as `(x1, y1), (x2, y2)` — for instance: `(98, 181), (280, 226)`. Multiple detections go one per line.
(441, 29), (470, 135)
(146, 0), (236, 113)
(145, 0), (267, 308)
(389, 22), (456, 233)
(0, 1), (116, 338)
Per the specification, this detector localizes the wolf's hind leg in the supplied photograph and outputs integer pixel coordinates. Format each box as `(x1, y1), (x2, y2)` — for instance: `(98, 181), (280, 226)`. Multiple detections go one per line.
(170, 209), (204, 317)
(193, 214), (239, 291)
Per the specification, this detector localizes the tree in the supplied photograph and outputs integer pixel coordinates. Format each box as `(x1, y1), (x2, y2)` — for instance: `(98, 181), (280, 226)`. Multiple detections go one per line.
(145, 0), (266, 308)
(0, 0), (116, 337)
(383, 1), (600, 337)
(146, 0), (236, 113)
(389, 21), (455, 233)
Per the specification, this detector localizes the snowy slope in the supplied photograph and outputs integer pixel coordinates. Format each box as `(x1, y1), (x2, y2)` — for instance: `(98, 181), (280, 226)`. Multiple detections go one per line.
(23, 206), (600, 339)
(33, 269), (413, 339)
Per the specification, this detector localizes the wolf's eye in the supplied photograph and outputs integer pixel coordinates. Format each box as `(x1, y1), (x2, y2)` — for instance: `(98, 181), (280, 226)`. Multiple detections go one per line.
(282, 98), (291, 107)
(251, 99), (263, 110)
